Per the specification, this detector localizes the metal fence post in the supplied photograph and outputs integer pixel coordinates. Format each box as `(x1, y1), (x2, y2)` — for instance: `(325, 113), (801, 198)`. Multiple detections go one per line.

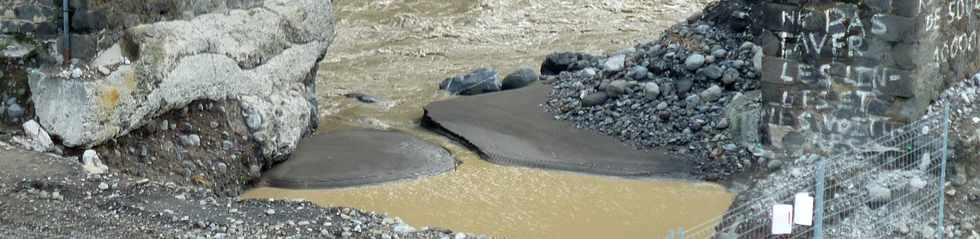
(938, 104), (949, 239)
(814, 158), (825, 239)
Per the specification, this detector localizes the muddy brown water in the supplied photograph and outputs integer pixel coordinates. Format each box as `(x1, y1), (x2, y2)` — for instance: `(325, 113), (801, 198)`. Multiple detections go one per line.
(244, 0), (732, 238)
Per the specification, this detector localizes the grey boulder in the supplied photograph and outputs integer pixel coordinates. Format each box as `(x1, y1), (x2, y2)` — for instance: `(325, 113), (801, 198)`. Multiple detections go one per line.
(501, 68), (539, 90)
(440, 68), (502, 95)
(29, 0), (336, 160)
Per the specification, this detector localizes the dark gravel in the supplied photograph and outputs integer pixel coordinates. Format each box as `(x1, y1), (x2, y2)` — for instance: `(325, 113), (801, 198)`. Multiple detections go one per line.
(542, 20), (761, 181)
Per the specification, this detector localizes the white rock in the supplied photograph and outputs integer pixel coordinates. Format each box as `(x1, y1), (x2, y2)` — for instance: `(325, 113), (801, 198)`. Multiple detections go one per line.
(393, 224), (416, 233)
(21, 120), (53, 152)
(454, 232), (467, 239)
(28, 0), (336, 160)
(81, 150), (109, 175)
(603, 54), (626, 72)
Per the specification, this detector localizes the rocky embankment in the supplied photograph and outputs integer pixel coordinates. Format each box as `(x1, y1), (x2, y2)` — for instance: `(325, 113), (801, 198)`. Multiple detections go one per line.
(0, 0), (481, 238)
(0, 142), (473, 238)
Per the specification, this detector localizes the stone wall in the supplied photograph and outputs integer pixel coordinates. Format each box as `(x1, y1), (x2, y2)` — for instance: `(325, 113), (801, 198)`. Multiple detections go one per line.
(755, 0), (980, 154)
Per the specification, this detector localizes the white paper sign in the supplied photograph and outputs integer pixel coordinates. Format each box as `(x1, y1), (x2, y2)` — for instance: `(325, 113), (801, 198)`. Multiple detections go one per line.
(794, 193), (814, 226)
(772, 204), (794, 235)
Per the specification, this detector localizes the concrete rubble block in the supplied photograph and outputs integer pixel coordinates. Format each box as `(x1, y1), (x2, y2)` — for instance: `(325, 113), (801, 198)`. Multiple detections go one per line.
(29, 0), (335, 160)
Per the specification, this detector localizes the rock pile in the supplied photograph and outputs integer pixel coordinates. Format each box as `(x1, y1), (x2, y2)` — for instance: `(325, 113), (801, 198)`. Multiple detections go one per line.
(542, 21), (762, 180)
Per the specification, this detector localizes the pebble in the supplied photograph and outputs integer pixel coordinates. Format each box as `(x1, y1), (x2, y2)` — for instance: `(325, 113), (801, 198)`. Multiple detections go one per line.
(581, 92), (609, 107)
(82, 150), (109, 175)
(5, 102), (24, 121)
(98, 182), (109, 190)
(628, 66), (650, 81)
(656, 101), (669, 110)
(700, 85), (723, 102)
(393, 224), (416, 233)
(455, 232), (467, 239)
(179, 134), (201, 147)
(767, 159), (783, 170)
(701, 65), (723, 80)
(606, 80), (630, 97)
(604, 54), (626, 72)
(642, 82), (660, 99)
(685, 54), (705, 70)
(265, 209), (276, 215)
(685, 94), (701, 108)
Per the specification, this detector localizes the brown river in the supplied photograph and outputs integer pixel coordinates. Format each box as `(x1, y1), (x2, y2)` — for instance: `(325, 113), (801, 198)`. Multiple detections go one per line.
(243, 0), (733, 238)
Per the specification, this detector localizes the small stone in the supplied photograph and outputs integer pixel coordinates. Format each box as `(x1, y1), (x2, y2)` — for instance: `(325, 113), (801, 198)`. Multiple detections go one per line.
(685, 94), (701, 108)
(628, 66), (650, 81)
(393, 224), (416, 233)
(606, 80), (630, 97)
(685, 54), (705, 70)
(603, 54), (626, 72)
(716, 118), (729, 129)
(222, 140), (234, 150)
(721, 68), (740, 85)
(22, 120), (53, 152)
(656, 102), (669, 110)
(767, 159), (783, 170)
(179, 134), (201, 147)
(711, 49), (728, 58)
(265, 209), (276, 215)
(98, 182), (109, 190)
(210, 121), (220, 128)
(246, 112), (262, 130)
(82, 150), (109, 175)
(723, 144), (738, 152)
(97, 66), (110, 75)
(344, 93), (381, 104)
(676, 79), (693, 94)
(642, 82), (660, 99)
(454, 232), (467, 239)
(71, 68), (83, 79)
(51, 191), (63, 200)
(701, 65), (723, 80)
(581, 92), (609, 107)
(700, 85), (723, 102)
(5, 103), (24, 121)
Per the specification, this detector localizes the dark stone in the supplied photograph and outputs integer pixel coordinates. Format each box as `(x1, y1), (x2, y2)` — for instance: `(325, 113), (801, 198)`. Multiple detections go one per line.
(541, 52), (593, 75)
(5, 103), (24, 122)
(439, 68), (502, 95)
(582, 92), (609, 107)
(700, 65), (724, 80)
(71, 10), (108, 34)
(58, 33), (98, 60)
(343, 93), (381, 104)
(34, 22), (58, 38)
(261, 129), (455, 189)
(721, 68), (740, 85)
(423, 85), (694, 178)
(627, 65), (650, 81)
(501, 68), (539, 90)
(676, 79), (693, 94)
(606, 80), (630, 97)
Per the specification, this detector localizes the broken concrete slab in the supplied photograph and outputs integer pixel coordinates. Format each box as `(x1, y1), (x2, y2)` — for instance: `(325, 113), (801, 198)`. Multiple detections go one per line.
(423, 85), (695, 178)
(260, 129), (455, 189)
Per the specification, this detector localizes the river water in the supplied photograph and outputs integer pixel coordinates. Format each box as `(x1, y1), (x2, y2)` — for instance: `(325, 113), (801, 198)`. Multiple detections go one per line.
(243, 0), (732, 238)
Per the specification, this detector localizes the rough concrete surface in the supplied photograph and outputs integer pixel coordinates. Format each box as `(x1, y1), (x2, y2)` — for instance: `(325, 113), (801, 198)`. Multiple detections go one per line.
(261, 129), (456, 189)
(424, 85), (695, 178)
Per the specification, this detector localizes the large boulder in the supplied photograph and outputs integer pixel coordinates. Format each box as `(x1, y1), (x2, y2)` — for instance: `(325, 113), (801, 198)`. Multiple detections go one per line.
(28, 0), (335, 160)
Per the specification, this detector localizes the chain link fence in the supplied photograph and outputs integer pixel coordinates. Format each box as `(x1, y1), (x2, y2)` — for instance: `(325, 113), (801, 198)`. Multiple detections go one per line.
(668, 105), (950, 239)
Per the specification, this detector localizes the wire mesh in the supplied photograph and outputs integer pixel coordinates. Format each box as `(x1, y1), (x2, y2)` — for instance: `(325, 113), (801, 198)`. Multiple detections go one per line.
(668, 106), (949, 239)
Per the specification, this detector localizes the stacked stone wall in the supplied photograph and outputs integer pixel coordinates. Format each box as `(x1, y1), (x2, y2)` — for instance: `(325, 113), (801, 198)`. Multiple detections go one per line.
(755, 0), (980, 154)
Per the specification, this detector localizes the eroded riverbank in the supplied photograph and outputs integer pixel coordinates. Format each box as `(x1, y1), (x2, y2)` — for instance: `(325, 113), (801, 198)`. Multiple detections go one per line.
(246, 0), (733, 238)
